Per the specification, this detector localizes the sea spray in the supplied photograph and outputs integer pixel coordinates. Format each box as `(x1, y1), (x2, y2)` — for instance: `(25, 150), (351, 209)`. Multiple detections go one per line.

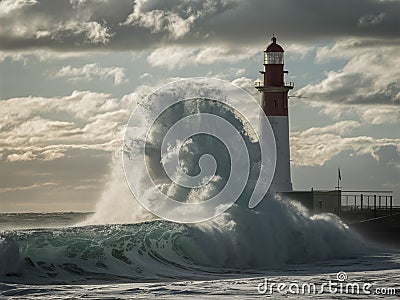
(188, 199), (365, 270)
(0, 86), (370, 283)
(85, 91), (367, 266)
(0, 197), (368, 284)
(81, 152), (155, 226)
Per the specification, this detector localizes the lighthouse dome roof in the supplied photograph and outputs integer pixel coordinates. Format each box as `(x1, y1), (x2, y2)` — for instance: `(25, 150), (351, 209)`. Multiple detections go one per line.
(265, 36), (284, 52)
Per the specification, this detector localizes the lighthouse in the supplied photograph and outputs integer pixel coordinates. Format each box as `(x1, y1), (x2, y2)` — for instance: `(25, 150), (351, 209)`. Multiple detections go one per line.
(256, 36), (293, 193)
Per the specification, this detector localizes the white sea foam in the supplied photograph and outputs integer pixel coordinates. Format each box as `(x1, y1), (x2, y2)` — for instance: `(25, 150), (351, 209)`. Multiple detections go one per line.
(79, 97), (368, 271)
(80, 152), (154, 226)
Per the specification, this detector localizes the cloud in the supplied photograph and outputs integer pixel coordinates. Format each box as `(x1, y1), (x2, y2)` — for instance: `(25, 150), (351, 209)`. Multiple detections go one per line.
(54, 63), (127, 85)
(309, 102), (400, 125)
(290, 121), (400, 166)
(231, 77), (259, 98)
(296, 38), (400, 125)
(0, 0), (37, 16)
(0, 81), (172, 164)
(298, 120), (362, 136)
(0, 90), (136, 162)
(285, 43), (315, 59)
(0, 0), (117, 53)
(1, 0), (399, 55)
(0, 182), (58, 193)
(122, 0), (198, 40)
(7, 151), (36, 162)
(315, 37), (400, 61)
(3, 141), (120, 162)
(358, 12), (385, 26)
(140, 72), (152, 79)
(300, 46), (400, 106)
(372, 145), (400, 168)
(52, 21), (113, 44)
(147, 46), (258, 69)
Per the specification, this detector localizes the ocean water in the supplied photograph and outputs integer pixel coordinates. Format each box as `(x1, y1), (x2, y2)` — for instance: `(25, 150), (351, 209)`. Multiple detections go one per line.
(1, 96), (399, 298)
(1, 208), (399, 299)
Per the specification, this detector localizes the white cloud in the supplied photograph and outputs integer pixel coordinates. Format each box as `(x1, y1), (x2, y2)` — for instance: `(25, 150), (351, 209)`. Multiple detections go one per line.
(0, 91), (135, 162)
(0, 0), (37, 16)
(310, 102), (400, 125)
(69, 0), (110, 9)
(54, 63), (127, 85)
(315, 38), (400, 62)
(4, 140), (120, 162)
(231, 77), (259, 98)
(3, 19), (112, 46)
(0, 49), (90, 63)
(299, 120), (362, 136)
(302, 49), (400, 106)
(299, 39), (400, 125)
(7, 151), (36, 162)
(123, 7), (196, 40)
(290, 122), (400, 166)
(0, 1), (114, 55)
(0, 182), (58, 193)
(355, 105), (400, 125)
(285, 43), (315, 59)
(56, 21), (113, 44)
(147, 46), (258, 69)
(140, 72), (152, 79)
(121, 0), (225, 40)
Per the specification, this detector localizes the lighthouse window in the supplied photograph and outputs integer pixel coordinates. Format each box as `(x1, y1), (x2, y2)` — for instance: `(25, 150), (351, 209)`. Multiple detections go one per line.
(274, 100), (277, 108)
(265, 52), (284, 64)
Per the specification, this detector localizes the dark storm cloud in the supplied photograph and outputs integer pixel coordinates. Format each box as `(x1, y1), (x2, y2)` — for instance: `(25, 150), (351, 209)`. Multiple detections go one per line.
(1, 0), (399, 52)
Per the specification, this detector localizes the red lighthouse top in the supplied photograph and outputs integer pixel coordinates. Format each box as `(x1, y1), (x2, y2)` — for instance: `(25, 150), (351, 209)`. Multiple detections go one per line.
(265, 36), (284, 52)
(256, 35), (293, 117)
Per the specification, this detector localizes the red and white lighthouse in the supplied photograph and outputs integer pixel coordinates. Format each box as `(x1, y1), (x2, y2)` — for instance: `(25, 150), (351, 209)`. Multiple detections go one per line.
(256, 36), (293, 193)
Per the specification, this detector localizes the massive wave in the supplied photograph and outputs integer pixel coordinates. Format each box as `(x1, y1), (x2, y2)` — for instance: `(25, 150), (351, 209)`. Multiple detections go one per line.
(0, 90), (368, 284)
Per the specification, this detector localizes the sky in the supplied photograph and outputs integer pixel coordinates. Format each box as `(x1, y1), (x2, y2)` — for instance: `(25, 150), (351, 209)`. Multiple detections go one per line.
(0, 0), (399, 212)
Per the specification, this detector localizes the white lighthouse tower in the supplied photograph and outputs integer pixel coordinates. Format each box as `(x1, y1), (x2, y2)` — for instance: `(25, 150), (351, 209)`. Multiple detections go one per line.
(256, 36), (293, 193)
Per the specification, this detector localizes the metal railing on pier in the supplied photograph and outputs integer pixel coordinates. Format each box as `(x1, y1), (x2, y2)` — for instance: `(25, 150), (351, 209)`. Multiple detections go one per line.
(339, 190), (397, 218)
